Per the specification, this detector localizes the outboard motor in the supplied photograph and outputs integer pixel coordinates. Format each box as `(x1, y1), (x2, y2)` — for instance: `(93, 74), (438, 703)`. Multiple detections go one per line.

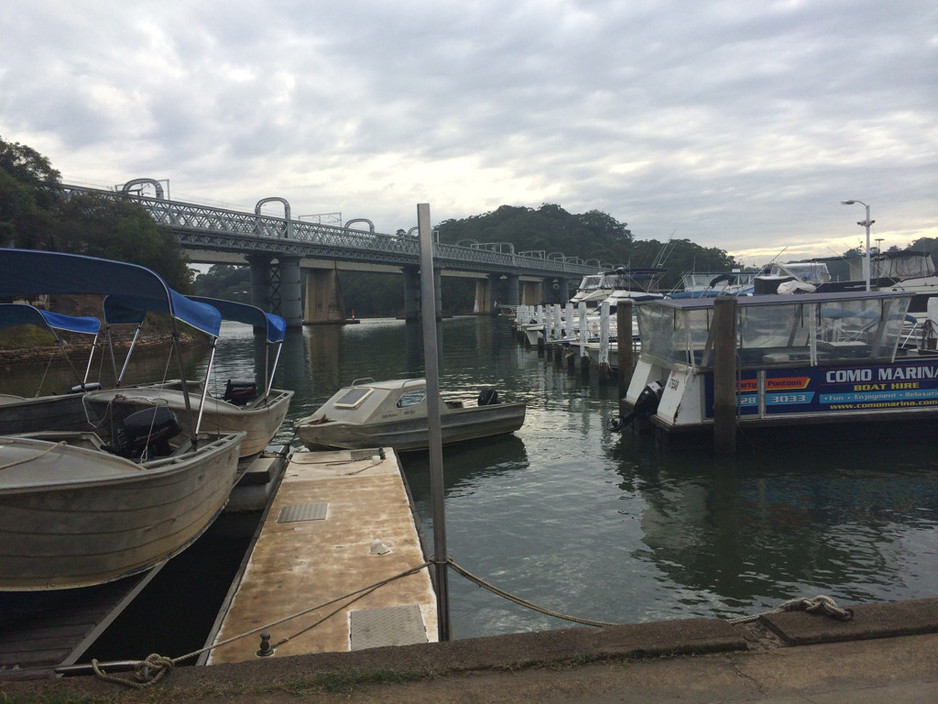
(113, 406), (182, 459)
(477, 387), (500, 406)
(223, 378), (258, 406)
(608, 380), (663, 432)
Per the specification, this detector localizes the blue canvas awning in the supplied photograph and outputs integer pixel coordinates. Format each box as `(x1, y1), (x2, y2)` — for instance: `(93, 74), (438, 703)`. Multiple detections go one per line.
(0, 249), (221, 337)
(188, 297), (287, 342)
(103, 293), (222, 337)
(0, 303), (101, 335)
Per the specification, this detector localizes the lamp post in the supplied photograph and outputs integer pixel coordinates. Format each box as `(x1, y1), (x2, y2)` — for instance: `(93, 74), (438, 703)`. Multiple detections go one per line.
(841, 200), (874, 291)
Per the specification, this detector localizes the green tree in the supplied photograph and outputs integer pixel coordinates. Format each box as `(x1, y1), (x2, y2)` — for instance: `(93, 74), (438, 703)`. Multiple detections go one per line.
(52, 191), (192, 292)
(194, 265), (252, 301)
(1, 136), (193, 291)
(0, 137), (62, 248)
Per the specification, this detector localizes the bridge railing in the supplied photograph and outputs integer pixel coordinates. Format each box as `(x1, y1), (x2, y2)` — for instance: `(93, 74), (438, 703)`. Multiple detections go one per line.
(60, 185), (599, 277)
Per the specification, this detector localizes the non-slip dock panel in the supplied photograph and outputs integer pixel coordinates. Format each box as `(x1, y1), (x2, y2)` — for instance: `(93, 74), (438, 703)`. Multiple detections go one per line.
(349, 604), (427, 650)
(277, 503), (328, 523)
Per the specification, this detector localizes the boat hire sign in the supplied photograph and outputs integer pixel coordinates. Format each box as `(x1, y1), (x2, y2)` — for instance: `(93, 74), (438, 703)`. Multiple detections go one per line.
(704, 360), (938, 418)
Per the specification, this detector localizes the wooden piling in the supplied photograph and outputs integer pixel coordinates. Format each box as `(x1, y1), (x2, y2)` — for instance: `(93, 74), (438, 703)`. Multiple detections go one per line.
(616, 300), (634, 418)
(712, 297), (737, 454)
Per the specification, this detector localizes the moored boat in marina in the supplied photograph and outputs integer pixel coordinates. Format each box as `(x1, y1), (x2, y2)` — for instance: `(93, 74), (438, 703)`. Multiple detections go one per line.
(295, 377), (526, 452)
(85, 296), (294, 459)
(616, 289), (938, 441)
(0, 428), (244, 590)
(0, 249), (246, 591)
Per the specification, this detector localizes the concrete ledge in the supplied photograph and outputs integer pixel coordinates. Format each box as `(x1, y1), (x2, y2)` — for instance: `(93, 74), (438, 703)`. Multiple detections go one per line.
(6, 598), (937, 700)
(762, 597), (938, 645)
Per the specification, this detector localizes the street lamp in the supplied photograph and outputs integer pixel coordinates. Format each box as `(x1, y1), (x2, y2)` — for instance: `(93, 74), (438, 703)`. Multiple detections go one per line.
(841, 199), (875, 291)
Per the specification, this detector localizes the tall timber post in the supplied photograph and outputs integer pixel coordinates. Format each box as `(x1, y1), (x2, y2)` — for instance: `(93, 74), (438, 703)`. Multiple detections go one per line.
(712, 297), (738, 454)
(617, 299), (634, 418)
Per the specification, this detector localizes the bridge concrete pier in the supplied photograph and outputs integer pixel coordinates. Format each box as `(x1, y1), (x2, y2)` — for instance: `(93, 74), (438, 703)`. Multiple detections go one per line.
(521, 281), (542, 306)
(304, 266), (348, 324)
(247, 253), (304, 329)
(473, 273), (501, 315)
(277, 256), (303, 329)
(247, 253), (274, 314)
(506, 274), (520, 308)
(403, 266), (420, 322)
(402, 266), (441, 321)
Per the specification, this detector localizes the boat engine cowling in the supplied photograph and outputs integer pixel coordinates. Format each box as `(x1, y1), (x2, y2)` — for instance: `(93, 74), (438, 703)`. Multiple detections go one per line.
(113, 406), (182, 459)
(608, 380), (663, 432)
(224, 378), (257, 406)
(477, 388), (500, 406)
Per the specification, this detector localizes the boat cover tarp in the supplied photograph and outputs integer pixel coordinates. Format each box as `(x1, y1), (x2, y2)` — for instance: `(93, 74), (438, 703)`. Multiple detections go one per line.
(0, 249), (221, 337)
(188, 296), (287, 342)
(0, 303), (101, 335)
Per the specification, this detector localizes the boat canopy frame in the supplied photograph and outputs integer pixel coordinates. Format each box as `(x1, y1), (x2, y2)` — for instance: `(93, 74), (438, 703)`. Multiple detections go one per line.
(0, 303), (102, 391)
(0, 249), (223, 442)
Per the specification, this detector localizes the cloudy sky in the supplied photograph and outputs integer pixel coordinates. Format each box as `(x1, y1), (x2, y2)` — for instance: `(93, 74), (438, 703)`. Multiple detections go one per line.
(2, 1), (936, 266)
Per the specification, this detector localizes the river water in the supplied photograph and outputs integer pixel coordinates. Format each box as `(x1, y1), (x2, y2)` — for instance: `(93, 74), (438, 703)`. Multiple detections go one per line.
(7, 315), (938, 644)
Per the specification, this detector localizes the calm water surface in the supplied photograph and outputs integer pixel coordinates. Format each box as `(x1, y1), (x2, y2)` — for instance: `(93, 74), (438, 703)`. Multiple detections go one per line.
(9, 316), (938, 643)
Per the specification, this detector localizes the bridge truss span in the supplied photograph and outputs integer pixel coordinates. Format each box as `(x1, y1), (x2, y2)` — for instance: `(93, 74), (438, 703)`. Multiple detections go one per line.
(60, 184), (598, 279)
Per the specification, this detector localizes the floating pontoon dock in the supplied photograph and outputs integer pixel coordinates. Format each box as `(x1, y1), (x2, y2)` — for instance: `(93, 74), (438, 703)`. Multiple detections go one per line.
(202, 448), (438, 664)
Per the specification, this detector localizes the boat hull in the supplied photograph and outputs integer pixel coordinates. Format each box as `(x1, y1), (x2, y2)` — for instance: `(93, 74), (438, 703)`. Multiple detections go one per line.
(0, 393), (91, 435)
(297, 402), (526, 452)
(84, 387), (293, 458)
(0, 431), (244, 591)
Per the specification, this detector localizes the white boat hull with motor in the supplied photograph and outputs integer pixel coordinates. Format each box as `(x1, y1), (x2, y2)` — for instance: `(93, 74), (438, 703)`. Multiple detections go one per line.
(295, 378), (526, 452)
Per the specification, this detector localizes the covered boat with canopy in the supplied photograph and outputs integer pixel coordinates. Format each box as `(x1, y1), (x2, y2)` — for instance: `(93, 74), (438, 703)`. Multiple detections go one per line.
(87, 295), (293, 458)
(0, 249), (244, 591)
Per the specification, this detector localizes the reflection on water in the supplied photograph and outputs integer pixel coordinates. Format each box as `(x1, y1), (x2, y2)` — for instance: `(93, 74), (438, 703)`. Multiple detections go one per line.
(5, 316), (937, 641)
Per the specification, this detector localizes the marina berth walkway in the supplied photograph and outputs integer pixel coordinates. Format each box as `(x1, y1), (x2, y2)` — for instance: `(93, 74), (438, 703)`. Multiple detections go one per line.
(204, 447), (437, 664)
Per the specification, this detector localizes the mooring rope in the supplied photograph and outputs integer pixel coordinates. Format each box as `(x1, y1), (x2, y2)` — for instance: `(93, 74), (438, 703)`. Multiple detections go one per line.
(91, 653), (174, 690)
(0, 440), (68, 471)
(446, 557), (621, 628)
(88, 561), (432, 688)
(84, 553), (853, 690)
(727, 595), (854, 624)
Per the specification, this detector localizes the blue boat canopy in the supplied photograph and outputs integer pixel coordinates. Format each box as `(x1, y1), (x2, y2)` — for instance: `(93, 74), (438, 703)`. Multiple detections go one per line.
(0, 303), (101, 335)
(0, 249), (221, 337)
(103, 293), (222, 337)
(188, 296), (287, 343)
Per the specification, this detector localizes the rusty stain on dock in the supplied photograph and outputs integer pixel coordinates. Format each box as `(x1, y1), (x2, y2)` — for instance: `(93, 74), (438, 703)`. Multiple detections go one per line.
(206, 448), (437, 664)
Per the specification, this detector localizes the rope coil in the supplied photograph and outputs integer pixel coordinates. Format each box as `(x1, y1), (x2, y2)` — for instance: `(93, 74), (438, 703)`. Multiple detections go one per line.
(728, 595), (854, 624)
(91, 653), (174, 689)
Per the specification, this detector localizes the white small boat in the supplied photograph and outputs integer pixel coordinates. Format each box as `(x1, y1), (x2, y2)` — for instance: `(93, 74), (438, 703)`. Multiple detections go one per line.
(616, 289), (938, 441)
(295, 378), (526, 452)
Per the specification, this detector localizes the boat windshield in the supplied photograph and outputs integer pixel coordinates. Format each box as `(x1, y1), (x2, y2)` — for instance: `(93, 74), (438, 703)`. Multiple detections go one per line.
(636, 293), (912, 370)
(397, 390), (426, 408)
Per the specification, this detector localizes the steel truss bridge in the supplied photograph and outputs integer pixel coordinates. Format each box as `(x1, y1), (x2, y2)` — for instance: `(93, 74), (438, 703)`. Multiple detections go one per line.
(61, 184), (604, 279)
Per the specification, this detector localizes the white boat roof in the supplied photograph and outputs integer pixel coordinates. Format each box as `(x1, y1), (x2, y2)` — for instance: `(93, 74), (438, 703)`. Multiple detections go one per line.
(648, 289), (913, 311)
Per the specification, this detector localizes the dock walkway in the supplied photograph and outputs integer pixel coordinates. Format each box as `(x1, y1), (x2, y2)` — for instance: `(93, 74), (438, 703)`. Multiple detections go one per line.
(204, 448), (437, 664)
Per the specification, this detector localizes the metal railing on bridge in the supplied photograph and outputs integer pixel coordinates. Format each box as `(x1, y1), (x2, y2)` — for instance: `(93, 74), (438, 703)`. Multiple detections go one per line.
(61, 185), (601, 278)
